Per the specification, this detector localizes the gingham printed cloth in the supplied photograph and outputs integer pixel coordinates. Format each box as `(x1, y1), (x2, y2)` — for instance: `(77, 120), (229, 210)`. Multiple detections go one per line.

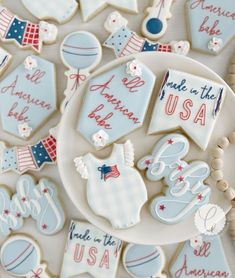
(79, 141), (148, 229)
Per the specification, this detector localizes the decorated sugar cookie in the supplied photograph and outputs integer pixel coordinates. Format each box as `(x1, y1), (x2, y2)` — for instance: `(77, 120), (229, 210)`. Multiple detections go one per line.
(0, 6), (57, 52)
(0, 174), (65, 236)
(60, 31), (102, 112)
(1, 235), (53, 278)
(170, 235), (232, 277)
(74, 140), (148, 229)
(0, 127), (57, 174)
(0, 55), (57, 139)
(138, 134), (211, 224)
(0, 47), (11, 76)
(21, 0), (78, 24)
(80, 0), (138, 22)
(123, 243), (167, 278)
(104, 12), (190, 57)
(60, 220), (123, 278)
(77, 59), (156, 148)
(148, 69), (226, 150)
(142, 0), (174, 40)
(186, 0), (235, 55)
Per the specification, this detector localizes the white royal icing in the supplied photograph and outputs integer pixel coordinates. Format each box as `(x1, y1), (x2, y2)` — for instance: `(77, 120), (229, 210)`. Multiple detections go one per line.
(104, 11), (128, 33)
(126, 60), (142, 77)
(170, 41), (191, 56)
(75, 141), (148, 229)
(208, 37), (223, 53)
(18, 122), (32, 138)
(124, 140), (135, 167)
(91, 129), (109, 148)
(39, 21), (58, 43)
(24, 56), (38, 71)
(0, 47), (11, 76)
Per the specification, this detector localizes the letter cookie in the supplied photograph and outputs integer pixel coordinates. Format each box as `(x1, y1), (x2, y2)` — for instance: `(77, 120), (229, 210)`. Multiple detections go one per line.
(138, 134), (211, 224)
(0, 55), (57, 139)
(0, 47), (11, 76)
(0, 6), (57, 52)
(21, 0), (78, 24)
(123, 243), (167, 278)
(60, 220), (123, 278)
(1, 234), (53, 277)
(142, 0), (174, 40)
(74, 140), (148, 229)
(80, 0), (138, 22)
(0, 174), (65, 236)
(60, 31), (102, 112)
(77, 59), (156, 149)
(186, 0), (235, 55)
(104, 11), (190, 57)
(148, 69), (226, 150)
(170, 235), (232, 277)
(0, 127), (57, 174)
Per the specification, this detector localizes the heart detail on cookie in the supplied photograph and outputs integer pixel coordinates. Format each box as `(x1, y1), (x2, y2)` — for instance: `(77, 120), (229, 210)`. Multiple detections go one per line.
(186, 0), (235, 55)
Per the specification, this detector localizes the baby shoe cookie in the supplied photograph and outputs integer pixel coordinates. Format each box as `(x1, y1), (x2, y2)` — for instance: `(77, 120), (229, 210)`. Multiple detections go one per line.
(170, 235), (232, 277)
(0, 174), (65, 236)
(186, 0), (235, 55)
(148, 69), (226, 150)
(0, 55), (57, 139)
(74, 140), (148, 229)
(1, 234), (53, 277)
(80, 0), (138, 22)
(0, 6), (57, 52)
(104, 11), (190, 57)
(138, 133), (211, 224)
(0, 127), (57, 174)
(60, 220), (123, 278)
(21, 0), (78, 24)
(60, 31), (102, 112)
(0, 47), (11, 76)
(142, 0), (174, 40)
(77, 59), (156, 149)
(123, 243), (167, 278)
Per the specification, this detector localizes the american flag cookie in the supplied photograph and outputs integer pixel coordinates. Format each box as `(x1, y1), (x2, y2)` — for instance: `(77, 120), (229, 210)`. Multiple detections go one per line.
(103, 11), (190, 58)
(74, 140), (148, 229)
(0, 174), (65, 236)
(0, 127), (57, 174)
(0, 55), (57, 139)
(21, 0), (78, 24)
(0, 6), (57, 53)
(137, 133), (211, 224)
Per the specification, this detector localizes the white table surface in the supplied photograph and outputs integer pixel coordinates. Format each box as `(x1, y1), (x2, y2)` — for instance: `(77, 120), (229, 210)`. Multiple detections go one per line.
(0, 0), (234, 277)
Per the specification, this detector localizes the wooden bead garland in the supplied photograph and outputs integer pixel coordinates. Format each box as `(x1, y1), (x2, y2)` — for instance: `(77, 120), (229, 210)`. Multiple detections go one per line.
(210, 131), (235, 243)
(226, 53), (235, 93)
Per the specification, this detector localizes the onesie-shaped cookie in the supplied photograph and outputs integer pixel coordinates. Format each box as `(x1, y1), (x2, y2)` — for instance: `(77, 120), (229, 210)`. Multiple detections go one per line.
(60, 220), (122, 278)
(170, 235), (232, 277)
(104, 11), (190, 57)
(138, 134), (211, 224)
(74, 140), (148, 229)
(21, 0), (78, 24)
(0, 6), (57, 52)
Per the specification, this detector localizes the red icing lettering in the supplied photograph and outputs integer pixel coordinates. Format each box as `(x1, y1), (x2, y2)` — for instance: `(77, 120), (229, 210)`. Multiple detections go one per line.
(74, 244), (85, 263)
(122, 76), (145, 93)
(7, 102), (29, 122)
(180, 99), (193, 120)
(99, 250), (110, 269)
(194, 241), (211, 257)
(194, 104), (206, 126)
(87, 247), (98, 266)
(88, 104), (113, 129)
(199, 16), (222, 36)
(26, 69), (45, 85)
(165, 94), (179, 115)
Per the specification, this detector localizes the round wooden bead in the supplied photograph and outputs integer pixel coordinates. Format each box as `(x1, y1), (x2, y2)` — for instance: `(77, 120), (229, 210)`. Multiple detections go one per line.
(224, 187), (235, 201)
(211, 147), (224, 158)
(216, 180), (229, 192)
(217, 137), (230, 149)
(211, 158), (223, 170)
(228, 132), (235, 145)
(211, 170), (223, 181)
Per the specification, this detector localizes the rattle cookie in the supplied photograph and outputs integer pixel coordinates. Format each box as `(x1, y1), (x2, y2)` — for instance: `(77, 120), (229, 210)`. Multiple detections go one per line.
(142, 0), (174, 40)
(0, 174), (65, 236)
(210, 131), (235, 244)
(186, 0), (235, 55)
(74, 140), (148, 229)
(123, 243), (167, 278)
(104, 11), (190, 58)
(0, 6), (57, 52)
(80, 0), (138, 22)
(0, 234), (53, 278)
(170, 235), (232, 277)
(60, 220), (122, 278)
(60, 31), (102, 113)
(0, 47), (11, 76)
(226, 52), (235, 93)
(0, 55), (57, 139)
(21, 0), (78, 24)
(138, 133), (211, 224)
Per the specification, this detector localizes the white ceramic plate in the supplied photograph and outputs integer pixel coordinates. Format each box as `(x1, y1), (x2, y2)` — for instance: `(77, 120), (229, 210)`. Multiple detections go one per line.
(57, 52), (233, 245)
